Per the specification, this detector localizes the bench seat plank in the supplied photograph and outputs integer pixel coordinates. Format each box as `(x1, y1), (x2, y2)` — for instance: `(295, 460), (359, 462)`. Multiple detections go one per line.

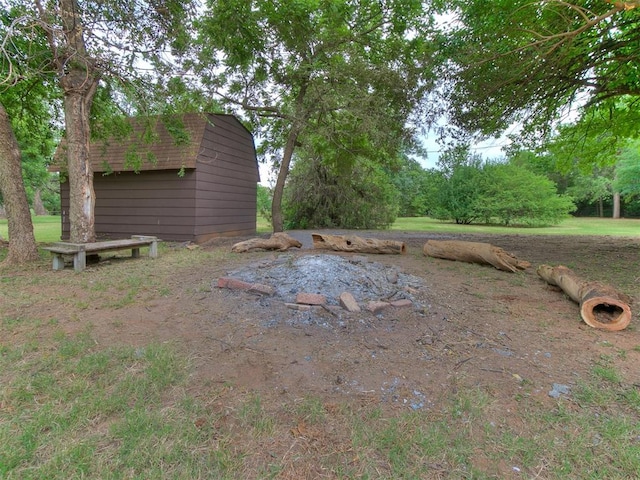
(43, 236), (159, 271)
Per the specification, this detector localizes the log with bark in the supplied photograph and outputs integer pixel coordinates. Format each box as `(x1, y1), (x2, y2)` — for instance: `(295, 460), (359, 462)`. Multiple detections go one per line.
(311, 233), (406, 254)
(231, 232), (302, 253)
(537, 265), (632, 331)
(423, 240), (531, 272)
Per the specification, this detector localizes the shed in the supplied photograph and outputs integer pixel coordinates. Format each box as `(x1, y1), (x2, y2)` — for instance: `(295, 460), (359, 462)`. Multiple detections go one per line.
(58, 113), (260, 243)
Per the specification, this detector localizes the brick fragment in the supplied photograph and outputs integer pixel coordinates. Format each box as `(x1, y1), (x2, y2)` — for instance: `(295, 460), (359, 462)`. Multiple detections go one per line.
(390, 299), (413, 308)
(339, 292), (361, 312)
(296, 292), (327, 305)
(285, 303), (311, 311)
(217, 277), (251, 290)
(366, 301), (390, 314)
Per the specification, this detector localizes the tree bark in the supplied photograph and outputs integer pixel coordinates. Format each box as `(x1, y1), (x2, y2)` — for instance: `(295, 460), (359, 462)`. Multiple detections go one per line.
(271, 80), (309, 233)
(423, 240), (530, 272)
(271, 126), (299, 233)
(537, 265), (632, 331)
(33, 189), (48, 215)
(0, 103), (39, 264)
(231, 232), (302, 252)
(59, 0), (100, 243)
(312, 233), (406, 254)
(598, 197), (603, 217)
(612, 191), (621, 219)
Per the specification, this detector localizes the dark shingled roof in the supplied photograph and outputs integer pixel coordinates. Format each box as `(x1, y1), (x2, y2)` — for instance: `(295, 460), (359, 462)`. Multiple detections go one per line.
(54, 113), (246, 173)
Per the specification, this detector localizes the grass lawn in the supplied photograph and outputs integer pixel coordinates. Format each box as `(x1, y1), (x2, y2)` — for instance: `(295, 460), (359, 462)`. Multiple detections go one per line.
(0, 215), (62, 243)
(1, 215), (639, 243)
(391, 216), (640, 237)
(2, 216), (640, 478)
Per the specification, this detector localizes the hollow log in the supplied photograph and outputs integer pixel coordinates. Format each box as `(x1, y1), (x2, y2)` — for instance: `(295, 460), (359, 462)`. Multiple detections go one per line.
(311, 233), (406, 254)
(231, 232), (302, 253)
(423, 240), (530, 272)
(537, 265), (632, 331)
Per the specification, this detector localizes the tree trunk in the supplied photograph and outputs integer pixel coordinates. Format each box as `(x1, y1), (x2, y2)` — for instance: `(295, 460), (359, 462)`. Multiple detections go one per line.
(271, 81), (309, 233)
(59, 0), (100, 243)
(0, 103), (39, 264)
(312, 233), (406, 254)
(537, 265), (631, 331)
(612, 191), (621, 219)
(271, 126), (299, 233)
(597, 197), (603, 217)
(423, 240), (530, 272)
(33, 189), (48, 215)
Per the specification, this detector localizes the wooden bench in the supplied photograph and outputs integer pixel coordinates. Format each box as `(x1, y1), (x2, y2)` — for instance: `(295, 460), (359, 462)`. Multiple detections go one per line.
(43, 235), (159, 272)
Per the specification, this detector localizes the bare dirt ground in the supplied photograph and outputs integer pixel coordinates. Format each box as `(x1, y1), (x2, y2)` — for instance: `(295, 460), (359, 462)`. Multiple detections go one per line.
(149, 231), (639, 410)
(18, 230), (640, 407)
(3, 230), (639, 477)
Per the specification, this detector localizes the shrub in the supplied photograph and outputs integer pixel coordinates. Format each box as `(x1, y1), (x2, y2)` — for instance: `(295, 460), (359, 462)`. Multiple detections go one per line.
(283, 156), (398, 229)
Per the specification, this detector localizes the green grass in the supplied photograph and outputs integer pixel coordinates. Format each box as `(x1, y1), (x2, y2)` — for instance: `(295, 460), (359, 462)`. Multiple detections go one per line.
(0, 333), (233, 479)
(2, 226), (640, 477)
(256, 214), (271, 233)
(0, 215), (62, 243)
(392, 216), (640, 236)
(2, 332), (639, 478)
(2, 215), (637, 243)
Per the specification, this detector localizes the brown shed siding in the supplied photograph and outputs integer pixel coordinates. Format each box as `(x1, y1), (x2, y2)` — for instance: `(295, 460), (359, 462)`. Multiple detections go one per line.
(192, 115), (259, 242)
(59, 113), (259, 242)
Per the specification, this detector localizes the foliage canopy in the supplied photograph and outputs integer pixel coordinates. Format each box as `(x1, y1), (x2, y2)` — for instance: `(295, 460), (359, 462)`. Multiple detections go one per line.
(444, 0), (640, 140)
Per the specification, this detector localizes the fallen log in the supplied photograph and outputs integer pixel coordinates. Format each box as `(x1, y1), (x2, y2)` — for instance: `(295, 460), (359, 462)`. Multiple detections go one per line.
(537, 265), (632, 331)
(231, 232), (302, 253)
(311, 233), (406, 254)
(423, 240), (530, 272)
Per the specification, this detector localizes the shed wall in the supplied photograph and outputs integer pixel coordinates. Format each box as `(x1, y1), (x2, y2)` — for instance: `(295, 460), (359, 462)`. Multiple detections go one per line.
(58, 113), (259, 243)
(60, 169), (197, 241)
(193, 115), (258, 242)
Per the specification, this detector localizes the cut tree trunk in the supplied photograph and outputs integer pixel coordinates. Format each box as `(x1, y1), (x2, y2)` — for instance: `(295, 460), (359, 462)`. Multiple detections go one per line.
(537, 265), (632, 331)
(423, 240), (530, 272)
(312, 233), (406, 254)
(231, 233), (302, 253)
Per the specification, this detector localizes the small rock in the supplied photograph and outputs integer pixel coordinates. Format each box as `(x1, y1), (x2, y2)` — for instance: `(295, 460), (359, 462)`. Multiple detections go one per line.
(548, 383), (571, 398)
(339, 292), (361, 312)
(386, 270), (399, 284)
(366, 301), (390, 314)
(390, 299), (412, 308)
(296, 292), (327, 305)
(493, 348), (513, 357)
(285, 303), (311, 311)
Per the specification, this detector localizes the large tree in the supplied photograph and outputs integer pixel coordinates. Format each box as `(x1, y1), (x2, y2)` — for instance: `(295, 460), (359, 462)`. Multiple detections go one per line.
(0, 3), (59, 262)
(192, 0), (437, 231)
(2, 0), (195, 243)
(0, 104), (39, 263)
(444, 0), (640, 140)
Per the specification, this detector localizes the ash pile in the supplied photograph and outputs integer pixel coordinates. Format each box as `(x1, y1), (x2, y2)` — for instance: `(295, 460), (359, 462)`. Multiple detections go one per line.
(220, 253), (425, 320)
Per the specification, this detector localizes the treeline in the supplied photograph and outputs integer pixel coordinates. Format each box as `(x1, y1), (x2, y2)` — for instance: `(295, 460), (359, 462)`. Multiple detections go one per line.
(258, 140), (640, 229)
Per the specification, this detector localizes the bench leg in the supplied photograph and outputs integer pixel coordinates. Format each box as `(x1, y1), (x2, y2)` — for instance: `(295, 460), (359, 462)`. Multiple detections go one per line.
(74, 250), (86, 272)
(52, 254), (66, 271)
(131, 235), (159, 259)
(148, 240), (158, 258)
(132, 247), (140, 258)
